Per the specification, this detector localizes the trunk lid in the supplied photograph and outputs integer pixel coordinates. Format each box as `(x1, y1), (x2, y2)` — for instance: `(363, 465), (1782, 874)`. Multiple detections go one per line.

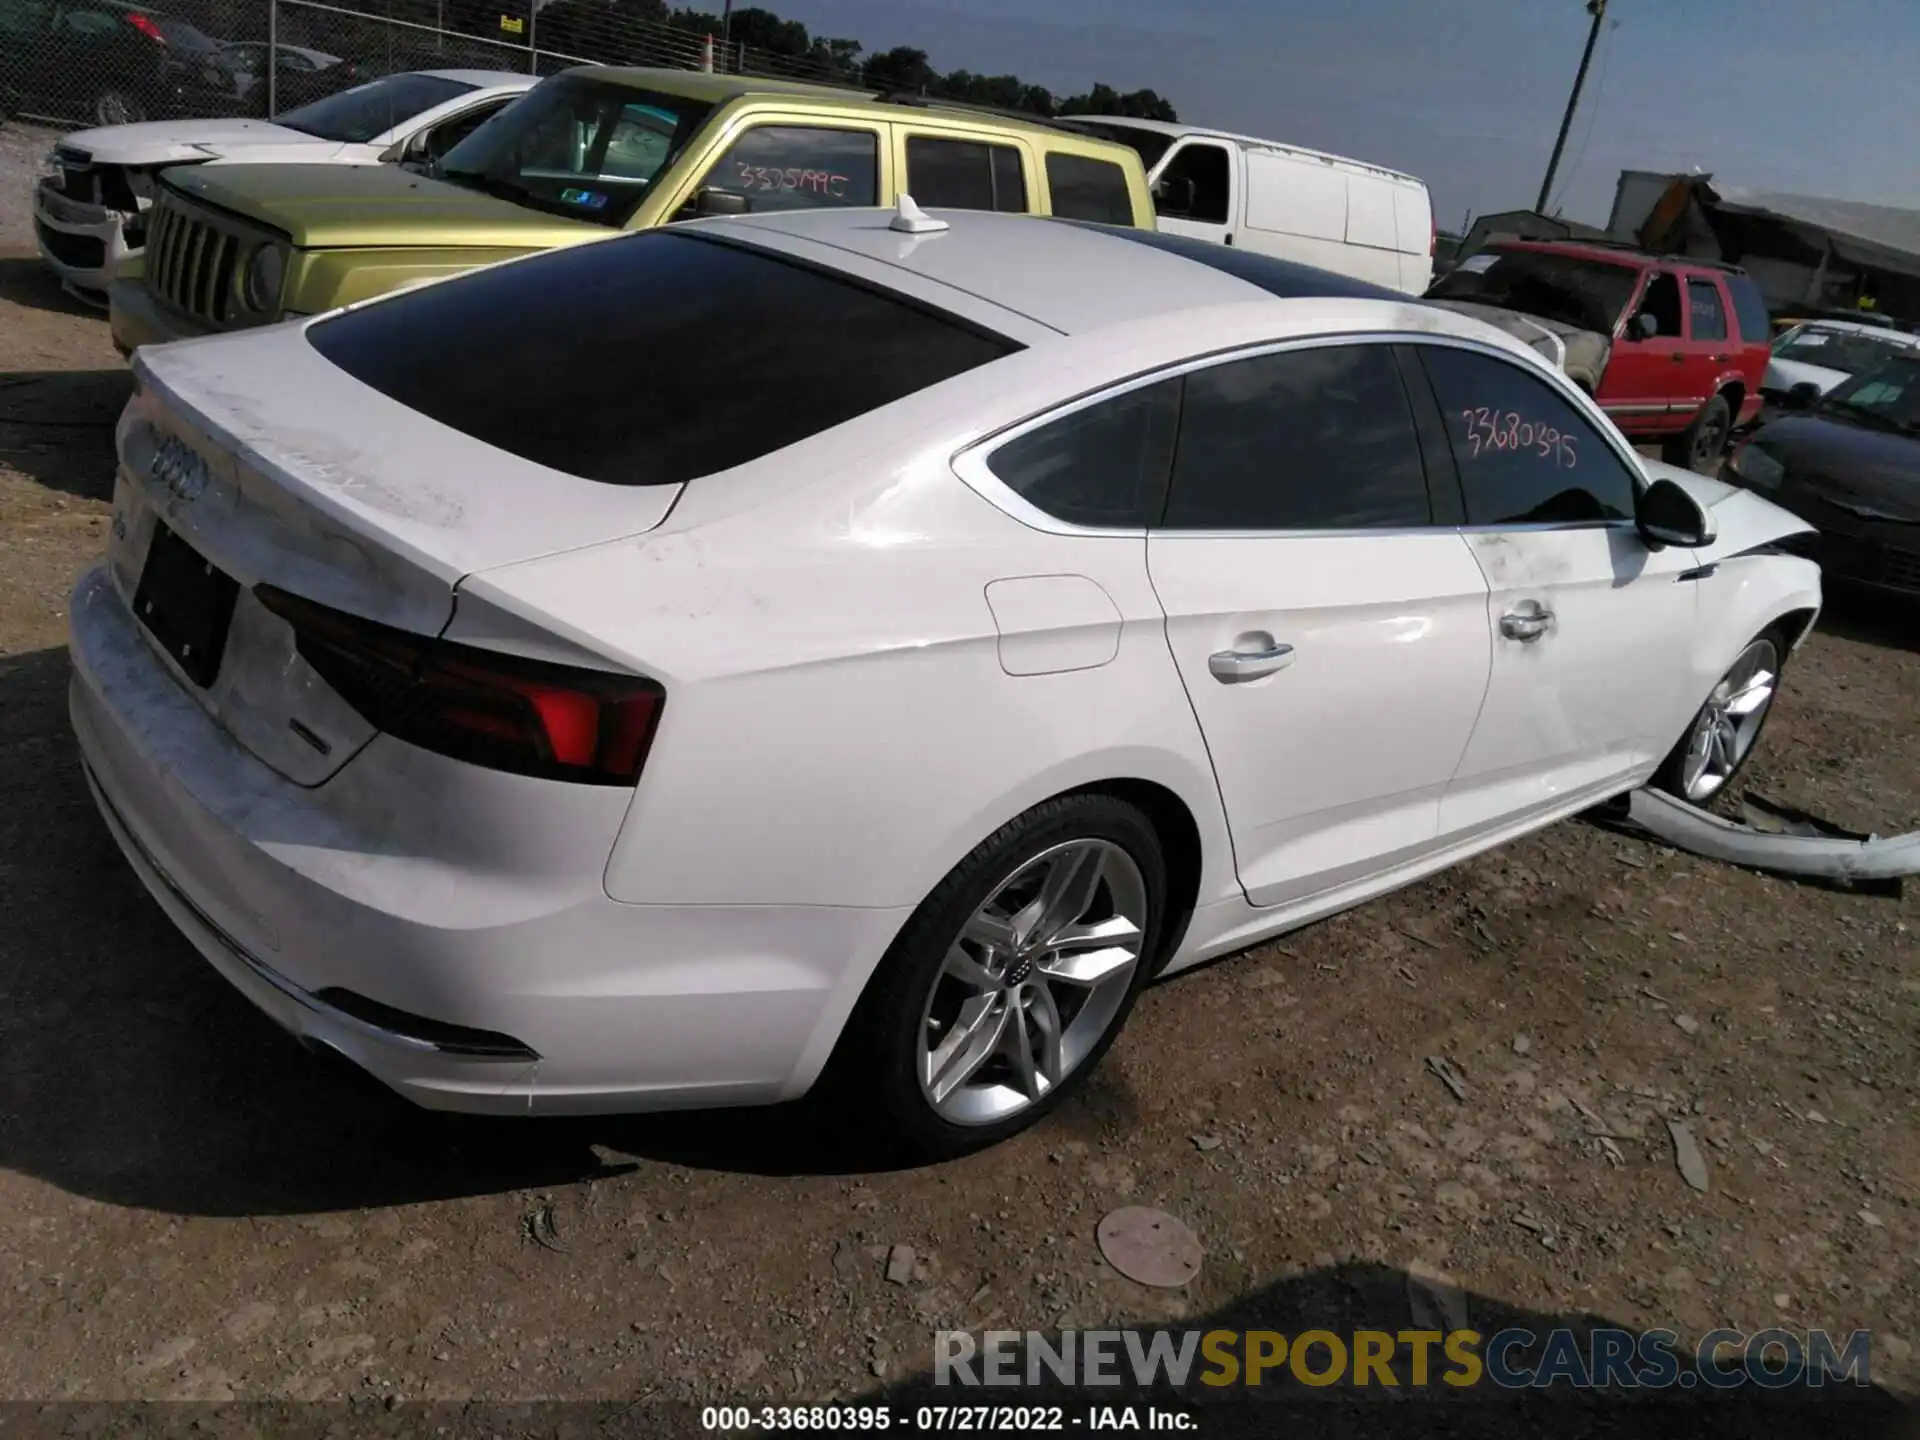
(163, 161), (602, 251)
(112, 324), (683, 784)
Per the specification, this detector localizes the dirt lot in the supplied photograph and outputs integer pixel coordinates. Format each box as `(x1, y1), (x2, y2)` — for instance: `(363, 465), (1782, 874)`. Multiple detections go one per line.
(0, 236), (1917, 1434)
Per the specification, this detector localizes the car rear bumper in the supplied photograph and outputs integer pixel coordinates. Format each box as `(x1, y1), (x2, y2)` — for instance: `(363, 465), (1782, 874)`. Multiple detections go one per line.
(68, 563), (910, 1115)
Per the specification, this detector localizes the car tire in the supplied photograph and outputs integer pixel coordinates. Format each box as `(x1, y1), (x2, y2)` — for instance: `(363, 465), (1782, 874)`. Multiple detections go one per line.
(92, 88), (146, 126)
(1651, 627), (1787, 805)
(826, 792), (1168, 1161)
(1663, 392), (1733, 475)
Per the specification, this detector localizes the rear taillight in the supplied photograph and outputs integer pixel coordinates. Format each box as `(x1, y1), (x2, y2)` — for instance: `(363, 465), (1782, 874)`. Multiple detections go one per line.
(126, 12), (165, 41)
(255, 585), (663, 786)
(1430, 214), (1438, 257)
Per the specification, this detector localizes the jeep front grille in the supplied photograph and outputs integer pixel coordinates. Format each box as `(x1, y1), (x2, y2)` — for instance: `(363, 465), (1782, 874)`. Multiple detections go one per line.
(145, 195), (264, 328)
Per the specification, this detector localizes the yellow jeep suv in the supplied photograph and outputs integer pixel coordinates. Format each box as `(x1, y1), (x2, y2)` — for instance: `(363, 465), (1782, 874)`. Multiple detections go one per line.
(110, 67), (1156, 354)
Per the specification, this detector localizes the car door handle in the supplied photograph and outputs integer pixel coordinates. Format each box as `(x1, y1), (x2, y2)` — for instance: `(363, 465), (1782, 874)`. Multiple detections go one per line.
(1209, 643), (1294, 681)
(1711, 353), (1729, 364)
(1499, 608), (1553, 642)
(1669, 352), (1687, 362)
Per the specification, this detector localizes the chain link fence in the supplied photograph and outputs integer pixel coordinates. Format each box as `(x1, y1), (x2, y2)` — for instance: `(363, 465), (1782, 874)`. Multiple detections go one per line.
(1, 0), (860, 132)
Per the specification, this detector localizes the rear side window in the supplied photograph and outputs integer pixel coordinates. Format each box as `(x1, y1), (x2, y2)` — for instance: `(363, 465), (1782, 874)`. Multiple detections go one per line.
(986, 380), (1180, 529)
(307, 233), (1020, 487)
(1725, 273), (1772, 343)
(1687, 278), (1728, 342)
(1162, 345), (1430, 530)
(906, 136), (1027, 213)
(1046, 153), (1135, 225)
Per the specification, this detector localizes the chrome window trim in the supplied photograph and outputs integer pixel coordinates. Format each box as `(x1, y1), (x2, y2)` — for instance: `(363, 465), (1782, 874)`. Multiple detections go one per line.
(950, 329), (1649, 540)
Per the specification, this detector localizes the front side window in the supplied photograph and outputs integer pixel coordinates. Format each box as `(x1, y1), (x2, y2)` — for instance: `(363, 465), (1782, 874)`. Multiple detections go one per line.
(1635, 272), (1685, 339)
(986, 380), (1180, 529)
(904, 136), (1026, 213)
(1155, 142), (1231, 225)
(276, 73), (475, 145)
(435, 76), (714, 227)
(693, 125), (879, 213)
(1687, 277), (1728, 342)
(1045, 153), (1134, 226)
(419, 97), (512, 161)
(1162, 345), (1430, 531)
(1417, 345), (1637, 526)
(307, 232), (1021, 487)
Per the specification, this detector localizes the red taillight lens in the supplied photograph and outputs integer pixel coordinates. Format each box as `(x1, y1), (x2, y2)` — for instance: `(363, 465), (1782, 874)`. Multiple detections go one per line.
(255, 585), (664, 786)
(1430, 214), (1438, 257)
(126, 12), (166, 41)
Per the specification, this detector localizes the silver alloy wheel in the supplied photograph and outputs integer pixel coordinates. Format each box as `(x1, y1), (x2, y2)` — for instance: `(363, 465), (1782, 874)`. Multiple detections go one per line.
(1680, 638), (1780, 802)
(917, 838), (1149, 1126)
(96, 90), (141, 126)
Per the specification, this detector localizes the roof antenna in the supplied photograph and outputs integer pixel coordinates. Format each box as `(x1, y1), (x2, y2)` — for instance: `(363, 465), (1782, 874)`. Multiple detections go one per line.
(890, 194), (948, 235)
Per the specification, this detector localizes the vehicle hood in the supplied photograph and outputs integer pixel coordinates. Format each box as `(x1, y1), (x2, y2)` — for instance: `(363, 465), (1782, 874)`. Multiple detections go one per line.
(1763, 355), (1851, 395)
(162, 162), (603, 250)
(1744, 414), (1920, 523)
(1422, 299), (1610, 378)
(57, 119), (343, 168)
(1638, 454), (1819, 554)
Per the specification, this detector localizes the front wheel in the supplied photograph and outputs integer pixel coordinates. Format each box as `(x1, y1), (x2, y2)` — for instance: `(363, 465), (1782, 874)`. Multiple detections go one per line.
(92, 87), (146, 126)
(1652, 632), (1783, 804)
(1664, 393), (1733, 475)
(831, 793), (1166, 1160)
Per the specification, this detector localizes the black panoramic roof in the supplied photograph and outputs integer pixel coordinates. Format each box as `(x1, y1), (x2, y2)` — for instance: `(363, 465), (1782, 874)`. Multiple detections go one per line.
(1059, 221), (1412, 303)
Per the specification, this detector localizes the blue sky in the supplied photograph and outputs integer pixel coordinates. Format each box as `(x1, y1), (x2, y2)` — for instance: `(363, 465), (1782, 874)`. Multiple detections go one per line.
(712, 0), (1920, 232)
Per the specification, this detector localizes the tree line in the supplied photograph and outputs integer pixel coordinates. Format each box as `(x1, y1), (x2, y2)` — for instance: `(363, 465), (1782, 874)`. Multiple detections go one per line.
(443, 0), (1179, 120)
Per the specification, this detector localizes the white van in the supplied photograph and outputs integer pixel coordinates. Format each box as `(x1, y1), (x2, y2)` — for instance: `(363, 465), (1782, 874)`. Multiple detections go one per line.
(1061, 118), (1435, 294)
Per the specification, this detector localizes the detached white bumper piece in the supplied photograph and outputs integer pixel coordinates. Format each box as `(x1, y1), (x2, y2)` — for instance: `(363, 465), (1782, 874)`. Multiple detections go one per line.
(1625, 787), (1920, 886)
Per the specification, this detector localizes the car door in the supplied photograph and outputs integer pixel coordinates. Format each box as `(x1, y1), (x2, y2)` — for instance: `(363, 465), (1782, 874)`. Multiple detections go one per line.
(1148, 138), (1239, 247)
(1678, 273), (1734, 418)
(1147, 339), (1493, 909)
(898, 130), (1031, 213)
(665, 117), (887, 220)
(1599, 267), (1688, 436)
(1412, 340), (1702, 840)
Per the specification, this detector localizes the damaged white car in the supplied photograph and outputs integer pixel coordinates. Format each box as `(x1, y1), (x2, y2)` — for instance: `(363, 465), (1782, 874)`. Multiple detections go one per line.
(70, 208), (1822, 1157)
(34, 69), (534, 302)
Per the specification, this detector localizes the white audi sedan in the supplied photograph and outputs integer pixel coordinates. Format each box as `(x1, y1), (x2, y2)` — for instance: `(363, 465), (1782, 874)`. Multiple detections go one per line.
(70, 203), (1821, 1157)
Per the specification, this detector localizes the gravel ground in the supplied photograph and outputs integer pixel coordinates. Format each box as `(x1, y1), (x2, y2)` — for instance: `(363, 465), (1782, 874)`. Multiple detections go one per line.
(0, 241), (1916, 1436)
(0, 123), (59, 253)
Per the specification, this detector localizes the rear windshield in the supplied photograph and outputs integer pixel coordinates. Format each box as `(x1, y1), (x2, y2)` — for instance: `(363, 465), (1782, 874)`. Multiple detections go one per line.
(1426, 247), (1640, 334)
(435, 74), (714, 227)
(306, 232), (1023, 487)
(154, 17), (219, 51)
(276, 73), (475, 144)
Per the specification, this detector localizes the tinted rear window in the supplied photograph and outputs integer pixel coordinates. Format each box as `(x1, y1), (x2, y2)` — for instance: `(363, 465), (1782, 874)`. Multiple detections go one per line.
(307, 232), (1022, 487)
(1045, 153), (1135, 225)
(1725, 273), (1771, 345)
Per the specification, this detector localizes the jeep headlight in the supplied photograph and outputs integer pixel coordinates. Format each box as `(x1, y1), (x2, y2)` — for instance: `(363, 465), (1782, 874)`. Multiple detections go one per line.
(1728, 442), (1784, 490)
(243, 245), (285, 313)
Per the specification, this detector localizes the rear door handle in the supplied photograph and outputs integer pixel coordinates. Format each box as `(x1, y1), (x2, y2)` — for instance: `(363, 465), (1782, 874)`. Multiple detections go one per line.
(1499, 608), (1553, 642)
(1209, 643), (1294, 681)
(1669, 352), (1687, 363)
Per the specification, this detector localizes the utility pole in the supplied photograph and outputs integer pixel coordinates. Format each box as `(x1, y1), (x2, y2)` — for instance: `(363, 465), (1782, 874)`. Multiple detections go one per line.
(1536, 0), (1608, 214)
(721, 0), (734, 57)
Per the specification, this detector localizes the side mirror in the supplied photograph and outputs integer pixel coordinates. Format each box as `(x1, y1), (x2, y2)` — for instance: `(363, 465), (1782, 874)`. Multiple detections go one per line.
(1154, 175), (1197, 216)
(694, 187), (750, 217)
(1632, 311), (1659, 340)
(1784, 381), (1821, 412)
(1637, 477), (1717, 550)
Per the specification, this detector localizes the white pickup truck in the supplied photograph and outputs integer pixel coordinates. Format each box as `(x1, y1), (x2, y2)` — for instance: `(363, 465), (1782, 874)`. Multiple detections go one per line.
(34, 68), (534, 302)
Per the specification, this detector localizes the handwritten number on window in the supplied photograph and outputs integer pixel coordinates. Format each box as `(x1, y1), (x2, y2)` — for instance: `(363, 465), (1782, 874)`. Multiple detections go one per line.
(1459, 407), (1577, 469)
(732, 162), (853, 200)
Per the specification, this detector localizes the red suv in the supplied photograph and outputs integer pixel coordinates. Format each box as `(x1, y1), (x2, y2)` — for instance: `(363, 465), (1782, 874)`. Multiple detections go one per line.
(1426, 240), (1774, 473)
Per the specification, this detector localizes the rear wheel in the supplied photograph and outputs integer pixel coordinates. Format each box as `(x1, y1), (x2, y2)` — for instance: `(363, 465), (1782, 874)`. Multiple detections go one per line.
(1663, 392), (1732, 475)
(1652, 632), (1783, 804)
(831, 794), (1166, 1160)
